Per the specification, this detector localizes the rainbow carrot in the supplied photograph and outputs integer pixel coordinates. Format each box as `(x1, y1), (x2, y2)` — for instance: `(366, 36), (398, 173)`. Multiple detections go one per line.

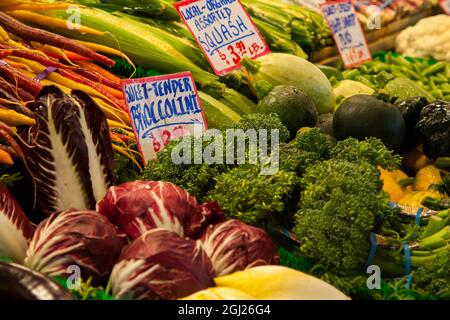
(73, 67), (122, 91)
(0, 12), (115, 67)
(0, 62), (42, 95)
(77, 60), (122, 84)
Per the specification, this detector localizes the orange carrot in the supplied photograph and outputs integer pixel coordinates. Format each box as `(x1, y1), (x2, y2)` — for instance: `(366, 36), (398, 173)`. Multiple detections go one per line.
(77, 60), (122, 84)
(0, 148), (13, 165)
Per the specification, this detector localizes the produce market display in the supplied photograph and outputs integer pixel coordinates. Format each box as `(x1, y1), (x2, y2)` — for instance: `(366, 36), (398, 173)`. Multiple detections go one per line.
(0, 0), (449, 302)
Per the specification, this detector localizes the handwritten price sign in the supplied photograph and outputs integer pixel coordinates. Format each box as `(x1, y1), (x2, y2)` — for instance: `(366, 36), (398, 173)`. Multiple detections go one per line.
(441, 0), (450, 14)
(320, 0), (371, 68)
(121, 72), (207, 164)
(175, 0), (270, 75)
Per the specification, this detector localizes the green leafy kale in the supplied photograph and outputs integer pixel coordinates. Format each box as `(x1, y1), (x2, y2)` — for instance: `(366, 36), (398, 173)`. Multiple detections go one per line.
(331, 137), (402, 170)
(207, 165), (299, 228)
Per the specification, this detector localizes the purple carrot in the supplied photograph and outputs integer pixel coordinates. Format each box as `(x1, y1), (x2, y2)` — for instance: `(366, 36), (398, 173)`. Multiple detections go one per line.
(0, 63), (43, 96)
(0, 88), (35, 118)
(0, 12), (115, 67)
(0, 44), (71, 70)
(0, 80), (35, 102)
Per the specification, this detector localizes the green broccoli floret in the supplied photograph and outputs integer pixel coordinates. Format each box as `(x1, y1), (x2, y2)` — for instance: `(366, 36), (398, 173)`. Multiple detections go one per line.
(207, 164), (299, 228)
(412, 250), (450, 299)
(293, 159), (393, 275)
(331, 137), (402, 171)
(298, 159), (383, 209)
(141, 137), (225, 200)
(279, 143), (322, 175)
(226, 113), (290, 145)
(290, 128), (335, 158)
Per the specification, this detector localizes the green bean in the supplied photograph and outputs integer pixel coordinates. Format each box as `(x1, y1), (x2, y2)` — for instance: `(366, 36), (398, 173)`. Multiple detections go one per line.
(395, 56), (414, 69)
(342, 69), (360, 80)
(401, 66), (422, 81)
(430, 75), (447, 84)
(431, 90), (444, 99)
(422, 62), (447, 76)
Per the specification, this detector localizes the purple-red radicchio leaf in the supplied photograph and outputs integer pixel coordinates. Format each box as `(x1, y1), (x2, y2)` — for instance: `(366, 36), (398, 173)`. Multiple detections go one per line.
(0, 183), (34, 263)
(110, 228), (214, 300)
(199, 219), (280, 276)
(24, 209), (123, 284)
(96, 181), (224, 240)
(23, 85), (115, 215)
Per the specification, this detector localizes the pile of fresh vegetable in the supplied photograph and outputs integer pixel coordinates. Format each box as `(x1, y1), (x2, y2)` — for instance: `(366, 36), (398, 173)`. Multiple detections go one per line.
(0, 0), (450, 302)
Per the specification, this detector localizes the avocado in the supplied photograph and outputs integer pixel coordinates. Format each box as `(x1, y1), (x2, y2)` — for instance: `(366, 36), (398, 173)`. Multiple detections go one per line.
(333, 94), (405, 150)
(257, 85), (317, 138)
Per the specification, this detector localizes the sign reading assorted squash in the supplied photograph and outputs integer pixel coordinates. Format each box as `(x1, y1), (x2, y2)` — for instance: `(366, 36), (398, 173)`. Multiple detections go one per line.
(175, 0), (270, 75)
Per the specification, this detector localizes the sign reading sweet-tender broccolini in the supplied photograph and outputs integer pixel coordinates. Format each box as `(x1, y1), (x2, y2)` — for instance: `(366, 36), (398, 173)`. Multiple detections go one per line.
(121, 72), (207, 164)
(175, 0), (270, 75)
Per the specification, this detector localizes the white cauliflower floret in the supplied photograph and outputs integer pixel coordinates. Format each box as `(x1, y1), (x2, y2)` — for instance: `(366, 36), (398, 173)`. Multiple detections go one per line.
(396, 15), (450, 62)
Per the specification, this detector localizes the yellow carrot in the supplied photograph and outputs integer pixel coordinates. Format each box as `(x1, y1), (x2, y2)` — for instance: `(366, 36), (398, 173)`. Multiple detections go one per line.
(0, 25), (9, 41)
(39, 78), (130, 125)
(107, 119), (132, 130)
(30, 42), (77, 66)
(7, 10), (106, 36)
(112, 144), (142, 172)
(0, 107), (35, 126)
(0, 148), (13, 166)
(74, 40), (133, 65)
(3, 58), (34, 72)
(10, 3), (76, 11)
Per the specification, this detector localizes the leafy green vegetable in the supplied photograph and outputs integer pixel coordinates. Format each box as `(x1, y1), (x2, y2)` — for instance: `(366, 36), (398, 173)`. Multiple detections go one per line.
(330, 137), (402, 171)
(412, 251), (450, 299)
(291, 128), (335, 158)
(293, 160), (392, 275)
(226, 112), (290, 146)
(141, 136), (226, 200)
(53, 276), (113, 300)
(279, 143), (321, 175)
(207, 165), (299, 228)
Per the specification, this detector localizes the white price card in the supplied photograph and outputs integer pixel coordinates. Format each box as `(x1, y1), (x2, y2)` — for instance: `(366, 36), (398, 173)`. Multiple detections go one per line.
(122, 72), (207, 164)
(320, 0), (372, 68)
(175, 0), (270, 76)
(440, 0), (450, 14)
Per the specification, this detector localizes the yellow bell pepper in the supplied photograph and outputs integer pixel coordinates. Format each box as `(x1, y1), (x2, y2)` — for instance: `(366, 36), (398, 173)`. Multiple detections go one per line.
(378, 167), (405, 202)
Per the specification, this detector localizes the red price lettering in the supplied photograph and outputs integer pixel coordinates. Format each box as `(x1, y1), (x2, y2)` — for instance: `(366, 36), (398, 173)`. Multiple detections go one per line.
(235, 41), (247, 55)
(249, 42), (262, 56)
(149, 132), (161, 153)
(162, 129), (171, 146)
(227, 44), (241, 64)
(172, 125), (186, 138)
(217, 49), (229, 65)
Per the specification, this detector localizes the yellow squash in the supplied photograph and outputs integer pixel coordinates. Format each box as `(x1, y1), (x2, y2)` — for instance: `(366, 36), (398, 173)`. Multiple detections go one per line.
(414, 165), (443, 191)
(214, 266), (349, 300)
(181, 287), (257, 300)
(399, 190), (445, 208)
(378, 167), (405, 202)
